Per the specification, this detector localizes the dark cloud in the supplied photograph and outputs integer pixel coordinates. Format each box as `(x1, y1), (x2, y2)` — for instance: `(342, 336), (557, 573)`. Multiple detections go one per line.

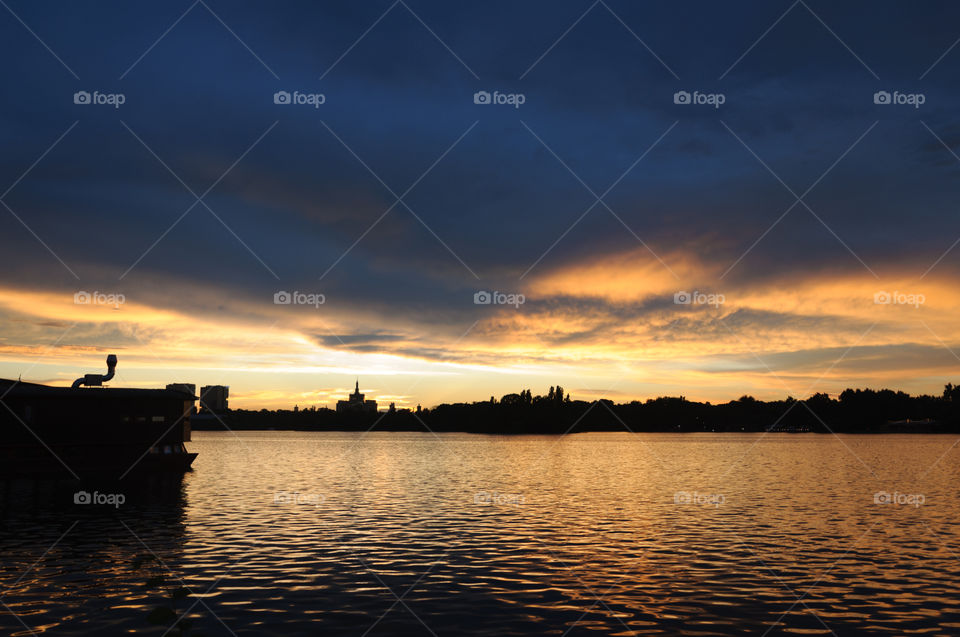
(2, 0), (960, 351)
(707, 343), (960, 377)
(313, 333), (407, 348)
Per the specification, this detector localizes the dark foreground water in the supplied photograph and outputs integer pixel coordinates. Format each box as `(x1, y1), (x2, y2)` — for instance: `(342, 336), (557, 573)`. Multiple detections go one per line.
(2, 431), (960, 636)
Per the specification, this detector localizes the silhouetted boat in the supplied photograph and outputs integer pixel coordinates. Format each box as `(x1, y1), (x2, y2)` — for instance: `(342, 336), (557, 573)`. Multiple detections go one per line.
(0, 355), (197, 479)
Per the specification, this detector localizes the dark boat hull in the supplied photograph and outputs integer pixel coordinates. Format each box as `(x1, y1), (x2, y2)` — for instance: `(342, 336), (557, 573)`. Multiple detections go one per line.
(1, 379), (199, 479)
(0, 445), (197, 480)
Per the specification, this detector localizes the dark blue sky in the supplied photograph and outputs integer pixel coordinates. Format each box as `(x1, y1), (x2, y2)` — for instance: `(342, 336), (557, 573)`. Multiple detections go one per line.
(2, 1), (960, 405)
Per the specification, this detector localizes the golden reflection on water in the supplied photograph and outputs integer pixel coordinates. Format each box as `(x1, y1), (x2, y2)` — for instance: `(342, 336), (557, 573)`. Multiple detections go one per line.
(2, 432), (960, 635)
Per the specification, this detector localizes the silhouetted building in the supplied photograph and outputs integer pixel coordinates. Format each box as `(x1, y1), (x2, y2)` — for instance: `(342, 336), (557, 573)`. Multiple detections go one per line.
(199, 385), (229, 413)
(167, 383), (198, 415)
(336, 380), (377, 414)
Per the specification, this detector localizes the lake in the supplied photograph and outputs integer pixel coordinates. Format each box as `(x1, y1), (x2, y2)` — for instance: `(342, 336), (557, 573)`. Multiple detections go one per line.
(2, 431), (959, 636)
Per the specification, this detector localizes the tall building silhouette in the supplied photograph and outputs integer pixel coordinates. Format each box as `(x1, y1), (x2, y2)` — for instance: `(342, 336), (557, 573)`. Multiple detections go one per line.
(336, 379), (377, 413)
(199, 385), (229, 413)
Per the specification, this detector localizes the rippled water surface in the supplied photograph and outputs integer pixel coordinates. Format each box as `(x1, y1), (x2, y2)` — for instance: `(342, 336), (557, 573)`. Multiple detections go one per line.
(3, 431), (960, 636)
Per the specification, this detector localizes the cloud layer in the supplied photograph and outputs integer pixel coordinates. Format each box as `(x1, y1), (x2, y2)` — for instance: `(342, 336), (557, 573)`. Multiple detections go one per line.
(1, 1), (959, 407)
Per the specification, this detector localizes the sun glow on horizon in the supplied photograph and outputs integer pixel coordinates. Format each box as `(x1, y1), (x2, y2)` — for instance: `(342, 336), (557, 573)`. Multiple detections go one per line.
(0, 253), (958, 410)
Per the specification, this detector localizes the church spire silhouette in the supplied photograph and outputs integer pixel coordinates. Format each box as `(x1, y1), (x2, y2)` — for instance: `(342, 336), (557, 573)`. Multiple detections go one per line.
(337, 377), (377, 414)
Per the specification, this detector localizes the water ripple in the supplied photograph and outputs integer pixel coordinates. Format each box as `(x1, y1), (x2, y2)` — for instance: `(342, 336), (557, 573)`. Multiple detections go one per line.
(2, 432), (959, 635)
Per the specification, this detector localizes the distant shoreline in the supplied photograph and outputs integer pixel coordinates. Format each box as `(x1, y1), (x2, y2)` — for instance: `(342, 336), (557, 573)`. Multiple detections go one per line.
(191, 427), (958, 435)
(193, 383), (960, 435)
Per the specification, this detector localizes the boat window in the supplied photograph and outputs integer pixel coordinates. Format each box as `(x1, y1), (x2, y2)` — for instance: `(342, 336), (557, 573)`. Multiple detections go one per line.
(151, 416), (165, 422)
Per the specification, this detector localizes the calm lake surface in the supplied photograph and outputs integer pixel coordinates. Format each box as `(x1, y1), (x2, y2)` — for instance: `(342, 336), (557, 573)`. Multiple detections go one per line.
(2, 431), (960, 636)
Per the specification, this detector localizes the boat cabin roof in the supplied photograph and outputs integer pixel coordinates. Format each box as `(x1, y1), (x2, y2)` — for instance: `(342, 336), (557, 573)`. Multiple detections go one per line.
(0, 379), (197, 401)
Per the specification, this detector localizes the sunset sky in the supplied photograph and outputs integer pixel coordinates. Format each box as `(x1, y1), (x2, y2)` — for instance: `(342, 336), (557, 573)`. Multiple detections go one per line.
(1, 1), (959, 409)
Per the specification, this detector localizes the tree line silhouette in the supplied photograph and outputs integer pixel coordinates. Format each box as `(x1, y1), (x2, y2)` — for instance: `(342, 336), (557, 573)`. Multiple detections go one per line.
(197, 384), (960, 434)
